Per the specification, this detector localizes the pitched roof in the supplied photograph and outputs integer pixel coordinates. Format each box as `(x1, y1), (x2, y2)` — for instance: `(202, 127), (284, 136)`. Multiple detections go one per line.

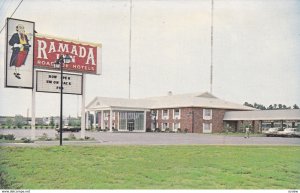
(86, 91), (253, 111)
(223, 109), (300, 121)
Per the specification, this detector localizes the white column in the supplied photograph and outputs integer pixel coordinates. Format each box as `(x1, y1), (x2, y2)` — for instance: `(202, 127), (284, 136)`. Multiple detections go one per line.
(81, 74), (86, 139)
(110, 109), (113, 132)
(86, 112), (89, 129)
(143, 110), (147, 132)
(101, 110), (104, 130)
(93, 111), (96, 129)
(31, 70), (36, 140)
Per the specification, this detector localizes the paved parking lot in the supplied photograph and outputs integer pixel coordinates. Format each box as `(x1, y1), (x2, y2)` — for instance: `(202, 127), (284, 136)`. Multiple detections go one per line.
(1, 129), (300, 146)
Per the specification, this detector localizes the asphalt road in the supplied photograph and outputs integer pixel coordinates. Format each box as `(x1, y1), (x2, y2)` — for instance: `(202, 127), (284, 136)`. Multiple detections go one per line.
(1, 129), (300, 146)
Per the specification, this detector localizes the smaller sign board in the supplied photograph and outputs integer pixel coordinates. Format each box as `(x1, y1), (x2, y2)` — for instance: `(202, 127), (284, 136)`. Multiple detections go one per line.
(36, 71), (82, 95)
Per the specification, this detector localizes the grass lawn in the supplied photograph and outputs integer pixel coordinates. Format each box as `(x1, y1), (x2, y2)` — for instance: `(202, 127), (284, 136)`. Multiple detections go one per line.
(0, 145), (299, 189)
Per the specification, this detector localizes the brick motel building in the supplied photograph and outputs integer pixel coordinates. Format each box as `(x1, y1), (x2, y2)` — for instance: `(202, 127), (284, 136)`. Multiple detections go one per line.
(85, 92), (300, 133)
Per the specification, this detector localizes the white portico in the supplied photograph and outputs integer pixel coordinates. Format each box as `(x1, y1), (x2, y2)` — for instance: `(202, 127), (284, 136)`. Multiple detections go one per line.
(86, 97), (149, 132)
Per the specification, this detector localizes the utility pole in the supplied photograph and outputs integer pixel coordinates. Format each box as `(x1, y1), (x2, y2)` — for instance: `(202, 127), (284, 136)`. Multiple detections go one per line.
(128, 0), (133, 99)
(210, 0), (214, 94)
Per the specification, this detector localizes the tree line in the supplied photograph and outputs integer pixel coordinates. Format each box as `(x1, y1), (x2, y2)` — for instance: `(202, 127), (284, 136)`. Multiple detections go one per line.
(244, 102), (299, 110)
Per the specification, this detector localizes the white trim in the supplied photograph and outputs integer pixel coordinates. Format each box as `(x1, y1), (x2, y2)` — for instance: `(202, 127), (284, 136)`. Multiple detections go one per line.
(93, 111), (96, 128)
(101, 110), (104, 130)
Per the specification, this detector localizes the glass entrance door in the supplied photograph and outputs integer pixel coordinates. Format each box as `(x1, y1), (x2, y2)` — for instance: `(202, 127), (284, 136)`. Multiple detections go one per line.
(128, 120), (134, 131)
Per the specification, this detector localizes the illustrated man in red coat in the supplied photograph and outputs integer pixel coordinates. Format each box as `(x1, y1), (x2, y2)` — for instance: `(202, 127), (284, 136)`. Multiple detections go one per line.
(9, 24), (31, 79)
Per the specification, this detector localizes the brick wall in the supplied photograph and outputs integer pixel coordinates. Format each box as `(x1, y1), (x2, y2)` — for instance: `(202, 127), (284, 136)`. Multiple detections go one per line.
(151, 107), (223, 133)
(148, 107), (229, 133)
(146, 111), (151, 130)
(211, 109), (227, 133)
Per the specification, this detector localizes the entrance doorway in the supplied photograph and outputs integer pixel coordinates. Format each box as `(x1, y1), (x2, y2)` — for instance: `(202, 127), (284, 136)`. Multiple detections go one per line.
(128, 120), (134, 131)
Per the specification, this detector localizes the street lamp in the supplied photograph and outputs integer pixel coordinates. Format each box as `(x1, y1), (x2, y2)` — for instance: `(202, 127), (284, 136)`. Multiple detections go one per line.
(54, 54), (72, 146)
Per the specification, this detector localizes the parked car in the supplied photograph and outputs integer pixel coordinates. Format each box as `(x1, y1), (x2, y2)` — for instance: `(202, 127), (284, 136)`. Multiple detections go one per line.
(277, 128), (300, 137)
(56, 126), (81, 132)
(263, 127), (281, 137)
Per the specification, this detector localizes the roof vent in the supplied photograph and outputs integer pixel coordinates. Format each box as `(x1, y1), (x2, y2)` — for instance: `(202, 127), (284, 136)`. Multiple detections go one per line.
(168, 91), (173, 96)
(196, 92), (216, 98)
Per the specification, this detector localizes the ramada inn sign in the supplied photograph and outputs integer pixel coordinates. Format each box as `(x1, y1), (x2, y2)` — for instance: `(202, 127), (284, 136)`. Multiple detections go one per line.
(34, 34), (101, 74)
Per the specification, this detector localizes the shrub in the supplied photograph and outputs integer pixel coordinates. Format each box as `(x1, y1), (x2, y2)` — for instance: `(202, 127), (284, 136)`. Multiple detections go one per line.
(177, 128), (181, 133)
(20, 137), (33, 143)
(4, 134), (15, 140)
(146, 128), (152, 132)
(165, 128), (170, 133)
(184, 128), (188, 133)
(155, 128), (161, 132)
(84, 136), (90, 140)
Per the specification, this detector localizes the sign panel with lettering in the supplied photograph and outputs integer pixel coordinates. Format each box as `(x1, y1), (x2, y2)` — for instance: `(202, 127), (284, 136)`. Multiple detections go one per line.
(36, 71), (82, 95)
(34, 34), (101, 75)
(5, 18), (35, 89)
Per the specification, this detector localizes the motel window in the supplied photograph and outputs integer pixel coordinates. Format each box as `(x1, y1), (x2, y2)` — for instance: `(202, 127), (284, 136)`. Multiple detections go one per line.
(119, 112), (127, 131)
(203, 123), (212, 133)
(174, 122), (180, 130)
(134, 112), (144, 131)
(163, 110), (168, 117)
(162, 109), (169, 119)
(173, 109), (180, 119)
(203, 109), (212, 120)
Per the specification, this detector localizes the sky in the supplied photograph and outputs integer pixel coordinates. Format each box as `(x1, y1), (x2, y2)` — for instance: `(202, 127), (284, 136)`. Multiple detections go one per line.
(0, 0), (299, 117)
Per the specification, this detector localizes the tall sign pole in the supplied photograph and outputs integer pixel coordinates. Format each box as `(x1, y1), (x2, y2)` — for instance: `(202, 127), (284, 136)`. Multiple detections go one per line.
(210, 0), (214, 94)
(59, 57), (63, 146)
(81, 74), (86, 139)
(31, 69), (36, 140)
(128, 0), (133, 99)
